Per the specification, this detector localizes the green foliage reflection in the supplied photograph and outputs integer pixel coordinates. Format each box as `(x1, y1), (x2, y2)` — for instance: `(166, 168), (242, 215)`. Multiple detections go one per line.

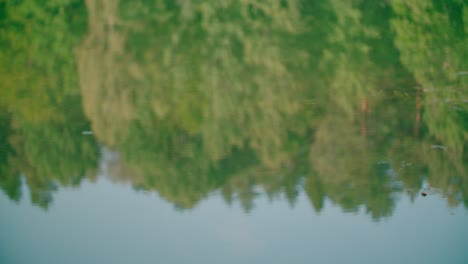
(0, 0), (98, 208)
(0, 0), (466, 218)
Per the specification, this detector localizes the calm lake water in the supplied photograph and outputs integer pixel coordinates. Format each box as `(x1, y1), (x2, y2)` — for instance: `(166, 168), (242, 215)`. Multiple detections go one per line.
(0, 1), (467, 263)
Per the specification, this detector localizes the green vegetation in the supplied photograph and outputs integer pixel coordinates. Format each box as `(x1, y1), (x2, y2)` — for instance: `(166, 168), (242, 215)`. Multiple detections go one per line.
(0, 0), (466, 217)
(0, 0), (98, 208)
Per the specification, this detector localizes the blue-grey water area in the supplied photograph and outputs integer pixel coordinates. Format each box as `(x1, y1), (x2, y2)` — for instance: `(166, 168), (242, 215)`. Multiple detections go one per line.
(1, 171), (467, 264)
(0, 1), (467, 263)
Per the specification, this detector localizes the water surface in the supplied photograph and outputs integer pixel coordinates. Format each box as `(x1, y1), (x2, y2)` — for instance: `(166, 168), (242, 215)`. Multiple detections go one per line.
(0, 1), (467, 263)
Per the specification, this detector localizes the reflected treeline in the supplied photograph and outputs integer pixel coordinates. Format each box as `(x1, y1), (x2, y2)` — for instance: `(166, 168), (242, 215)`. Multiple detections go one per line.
(0, 0), (99, 208)
(0, 0), (466, 219)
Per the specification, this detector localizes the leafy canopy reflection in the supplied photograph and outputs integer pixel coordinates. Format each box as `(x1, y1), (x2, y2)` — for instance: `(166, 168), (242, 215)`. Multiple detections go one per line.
(0, 0), (466, 219)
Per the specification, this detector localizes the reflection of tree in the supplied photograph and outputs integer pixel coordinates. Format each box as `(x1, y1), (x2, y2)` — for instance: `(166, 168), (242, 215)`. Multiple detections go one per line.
(79, 0), (307, 164)
(391, 0), (468, 207)
(0, 111), (21, 202)
(309, 112), (397, 219)
(0, 0), (466, 217)
(0, 0), (99, 208)
(74, 0), (467, 217)
(77, 0), (313, 209)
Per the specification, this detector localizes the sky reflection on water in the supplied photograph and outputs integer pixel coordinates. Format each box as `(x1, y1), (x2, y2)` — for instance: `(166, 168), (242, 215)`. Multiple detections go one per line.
(1, 176), (467, 264)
